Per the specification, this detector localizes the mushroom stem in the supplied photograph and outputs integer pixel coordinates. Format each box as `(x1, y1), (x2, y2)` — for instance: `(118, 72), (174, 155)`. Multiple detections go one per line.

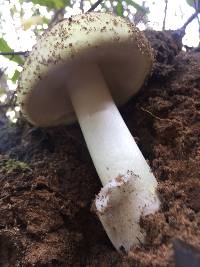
(67, 62), (160, 251)
(68, 62), (153, 186)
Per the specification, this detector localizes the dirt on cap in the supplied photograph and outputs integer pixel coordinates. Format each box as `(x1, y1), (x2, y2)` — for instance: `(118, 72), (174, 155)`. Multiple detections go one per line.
(0, 30), (199, 267)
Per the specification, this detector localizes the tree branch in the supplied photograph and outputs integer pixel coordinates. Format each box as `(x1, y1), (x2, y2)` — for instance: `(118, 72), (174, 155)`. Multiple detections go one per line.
(181, 11), (199, 33)
(48, 8), (65, 29)
(173, 10), (200, 40)
(162, 0), (168, 30)
(87, 0), (103, 12)
(193, 0), (200, 45)
(80, 0), (84, 13)
(0, 51), (29, 56)
(0, 68), (6, 79)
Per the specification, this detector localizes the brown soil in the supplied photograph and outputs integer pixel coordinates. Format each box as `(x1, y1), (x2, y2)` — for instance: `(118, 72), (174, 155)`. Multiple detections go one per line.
(0, 31), (200, 267)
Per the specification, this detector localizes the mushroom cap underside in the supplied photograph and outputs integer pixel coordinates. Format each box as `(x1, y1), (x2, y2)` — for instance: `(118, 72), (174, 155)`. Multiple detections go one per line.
(18, 12), (153, 127)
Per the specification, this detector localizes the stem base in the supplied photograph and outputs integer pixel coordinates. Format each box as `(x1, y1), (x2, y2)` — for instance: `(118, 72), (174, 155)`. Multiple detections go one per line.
(95, 171), (160, 252)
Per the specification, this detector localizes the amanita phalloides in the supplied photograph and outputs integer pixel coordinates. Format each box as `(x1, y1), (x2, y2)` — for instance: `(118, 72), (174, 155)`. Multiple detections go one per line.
(17, 12), (160, 252)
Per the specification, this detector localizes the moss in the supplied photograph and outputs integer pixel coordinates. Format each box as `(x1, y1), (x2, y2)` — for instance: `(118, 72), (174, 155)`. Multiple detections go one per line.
(0, 158), (31, 173)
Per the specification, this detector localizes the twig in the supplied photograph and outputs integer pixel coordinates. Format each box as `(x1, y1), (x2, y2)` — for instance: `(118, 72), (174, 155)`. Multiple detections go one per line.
(0, 51), (29, 56)
(0, 68), (16, 111)
(0, 67), (7, 79)
(87, 0), (103, 12)
(140, 107), (172, 122)
(193, 0), (200, 12)
(179, 11), (199, 36)
(196, 13), (200, 41)
(80, 0), (84, 13)
(48, 8), (65, 29)
(0, 103), (14, 109)
(193, 0), (200, 45)
(0, 91), (16, 108)
(133, 2), (149, 26)
(162, 0), (168, 30)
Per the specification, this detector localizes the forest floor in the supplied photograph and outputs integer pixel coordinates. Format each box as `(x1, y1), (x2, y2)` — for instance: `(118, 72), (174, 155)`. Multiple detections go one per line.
(0, 31), (199, 267)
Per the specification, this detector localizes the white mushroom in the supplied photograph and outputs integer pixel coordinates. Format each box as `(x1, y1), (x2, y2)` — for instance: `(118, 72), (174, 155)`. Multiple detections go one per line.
(17, 12), (160, 252)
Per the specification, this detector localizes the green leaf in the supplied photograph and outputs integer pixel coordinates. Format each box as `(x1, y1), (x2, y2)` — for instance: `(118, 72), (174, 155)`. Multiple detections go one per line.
(11, 70), (20, 83)
(116, 2), (123, 17)
(0, 38), (24, 65)
(26, 0), (69, 9)
(125, 0), (148, 13)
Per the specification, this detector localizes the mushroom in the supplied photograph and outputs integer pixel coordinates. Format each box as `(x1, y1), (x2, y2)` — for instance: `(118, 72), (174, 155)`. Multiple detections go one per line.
(17, 12), (160, 252)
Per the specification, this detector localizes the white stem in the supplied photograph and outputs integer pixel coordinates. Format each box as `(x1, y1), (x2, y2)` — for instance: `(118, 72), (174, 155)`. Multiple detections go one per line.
(68, 63), (156, 187)
(67, 62), (160, 251)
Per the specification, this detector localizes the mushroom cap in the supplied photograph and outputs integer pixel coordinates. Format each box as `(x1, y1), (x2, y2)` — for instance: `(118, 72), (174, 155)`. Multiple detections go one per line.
(17, 12), (153, 127)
